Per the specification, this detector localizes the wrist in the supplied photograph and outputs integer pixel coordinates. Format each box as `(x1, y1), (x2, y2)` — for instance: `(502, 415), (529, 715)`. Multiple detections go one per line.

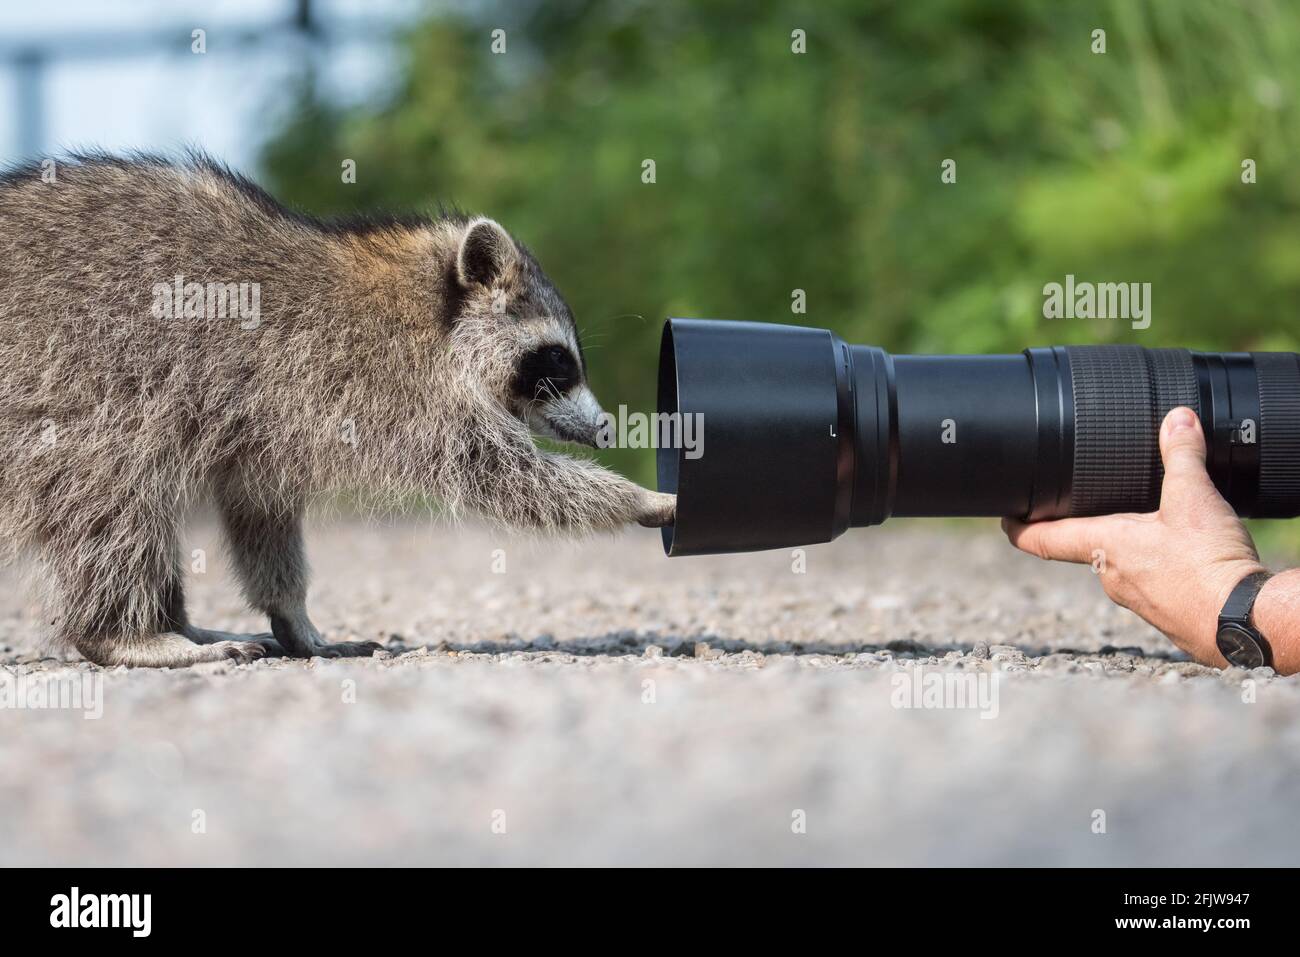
(1249, 570), (1300, 676)
(1198, 560), (1269, 667)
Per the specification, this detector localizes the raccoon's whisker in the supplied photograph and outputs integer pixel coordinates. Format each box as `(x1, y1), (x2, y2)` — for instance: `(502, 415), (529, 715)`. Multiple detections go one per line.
(585, 313), (647, 336)
(538, 378), (563, 403)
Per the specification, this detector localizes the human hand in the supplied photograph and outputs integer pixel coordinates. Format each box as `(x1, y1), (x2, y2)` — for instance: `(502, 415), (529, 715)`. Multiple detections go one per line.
(1003, 407), (1268, 668)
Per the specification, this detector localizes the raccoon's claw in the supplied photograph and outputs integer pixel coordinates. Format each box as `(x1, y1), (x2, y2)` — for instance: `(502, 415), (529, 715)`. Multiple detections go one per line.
(637, 491), (676, 528)
(213, 640), (269, 664)
(249, 636), (288, 657)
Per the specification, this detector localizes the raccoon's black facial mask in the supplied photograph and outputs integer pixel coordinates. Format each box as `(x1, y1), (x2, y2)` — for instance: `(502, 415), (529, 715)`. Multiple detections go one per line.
(512, 344), (603, 447)
(513, 345), (580, 400)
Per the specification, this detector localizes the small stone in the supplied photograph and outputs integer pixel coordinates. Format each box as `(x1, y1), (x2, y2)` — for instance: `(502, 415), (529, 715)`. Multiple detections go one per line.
(644, 645), (663, 659)
(971, 640), (990, 660)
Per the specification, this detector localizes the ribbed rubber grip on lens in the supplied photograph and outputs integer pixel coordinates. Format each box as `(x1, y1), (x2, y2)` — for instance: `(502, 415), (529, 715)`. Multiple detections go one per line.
(1255, 352), (1300, 516)
(1066, 346), (1199, 516)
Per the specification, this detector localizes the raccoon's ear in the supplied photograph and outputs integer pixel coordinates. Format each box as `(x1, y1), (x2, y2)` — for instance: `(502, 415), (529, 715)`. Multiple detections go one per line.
(456, 217), (518, 289)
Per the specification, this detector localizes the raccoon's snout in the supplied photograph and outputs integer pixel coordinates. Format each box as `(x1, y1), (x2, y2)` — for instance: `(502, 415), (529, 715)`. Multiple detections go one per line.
(529, 386), (605, 448)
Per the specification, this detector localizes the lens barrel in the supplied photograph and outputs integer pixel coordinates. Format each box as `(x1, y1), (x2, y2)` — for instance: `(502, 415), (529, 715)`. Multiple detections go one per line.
(657, 317), (1300, 556)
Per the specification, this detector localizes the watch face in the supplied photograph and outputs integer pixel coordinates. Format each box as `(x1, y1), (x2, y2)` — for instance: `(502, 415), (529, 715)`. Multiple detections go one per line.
(1217, 624), (1265, 669)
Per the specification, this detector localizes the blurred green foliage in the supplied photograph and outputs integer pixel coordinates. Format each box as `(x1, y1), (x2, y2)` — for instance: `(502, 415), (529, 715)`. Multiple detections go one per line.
(261, 0), (1300, 553)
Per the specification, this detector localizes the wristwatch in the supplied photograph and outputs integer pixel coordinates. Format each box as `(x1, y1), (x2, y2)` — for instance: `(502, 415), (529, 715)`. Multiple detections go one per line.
(1216, 571), (1273, 669)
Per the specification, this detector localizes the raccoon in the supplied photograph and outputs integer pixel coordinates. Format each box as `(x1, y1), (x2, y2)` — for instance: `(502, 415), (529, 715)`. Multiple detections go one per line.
(0, 150), (674, 668)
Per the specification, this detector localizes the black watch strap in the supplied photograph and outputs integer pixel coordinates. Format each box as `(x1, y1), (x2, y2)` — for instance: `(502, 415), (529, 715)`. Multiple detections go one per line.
(1216, 571), (1273, 669)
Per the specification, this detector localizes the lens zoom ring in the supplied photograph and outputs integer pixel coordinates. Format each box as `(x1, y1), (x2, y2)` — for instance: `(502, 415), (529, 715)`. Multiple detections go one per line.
(1066, 346), (1198, 516)
(1255, 352), (1300, 516)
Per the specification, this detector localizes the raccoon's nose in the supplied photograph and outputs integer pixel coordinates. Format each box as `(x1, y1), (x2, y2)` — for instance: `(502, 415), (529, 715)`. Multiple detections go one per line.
(574, 387), (607, 447)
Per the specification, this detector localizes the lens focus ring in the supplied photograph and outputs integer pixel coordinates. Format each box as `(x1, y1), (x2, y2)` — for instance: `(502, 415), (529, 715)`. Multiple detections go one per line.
(1066, 346), (1199, 516)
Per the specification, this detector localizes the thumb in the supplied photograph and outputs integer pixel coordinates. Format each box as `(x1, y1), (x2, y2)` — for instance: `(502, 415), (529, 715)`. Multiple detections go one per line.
(1158, 406), (1220, 514)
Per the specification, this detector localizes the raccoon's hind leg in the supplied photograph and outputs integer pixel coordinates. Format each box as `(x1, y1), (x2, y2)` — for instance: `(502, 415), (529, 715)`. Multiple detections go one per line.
(55, 530), (272, 668)
(162, 575), (285, 656)
(217, 492), (381, 659)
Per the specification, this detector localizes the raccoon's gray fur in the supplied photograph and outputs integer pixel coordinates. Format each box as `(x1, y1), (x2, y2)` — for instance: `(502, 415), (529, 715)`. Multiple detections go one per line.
(0, 151), (673, 667)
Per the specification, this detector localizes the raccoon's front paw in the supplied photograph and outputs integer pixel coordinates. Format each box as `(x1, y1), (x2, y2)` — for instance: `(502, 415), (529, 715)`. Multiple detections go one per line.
(636, 491), (676, 528)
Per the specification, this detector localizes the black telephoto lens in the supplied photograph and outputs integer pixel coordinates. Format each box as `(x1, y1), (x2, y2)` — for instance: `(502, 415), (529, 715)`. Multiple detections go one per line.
(656, 317), (1300, 556)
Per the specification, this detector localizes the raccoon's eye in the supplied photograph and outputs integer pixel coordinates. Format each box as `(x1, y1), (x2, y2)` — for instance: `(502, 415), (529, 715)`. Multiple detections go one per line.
(547, 346), (572, 373)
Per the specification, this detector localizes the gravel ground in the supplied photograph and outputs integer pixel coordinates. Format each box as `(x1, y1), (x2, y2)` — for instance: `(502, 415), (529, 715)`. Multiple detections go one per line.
(1, 516), (1297, 866)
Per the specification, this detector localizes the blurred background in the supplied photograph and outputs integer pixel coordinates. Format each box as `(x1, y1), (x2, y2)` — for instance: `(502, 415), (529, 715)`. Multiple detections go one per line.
(5, 2), (1300, 869)
(4, 0), (1299, 546)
